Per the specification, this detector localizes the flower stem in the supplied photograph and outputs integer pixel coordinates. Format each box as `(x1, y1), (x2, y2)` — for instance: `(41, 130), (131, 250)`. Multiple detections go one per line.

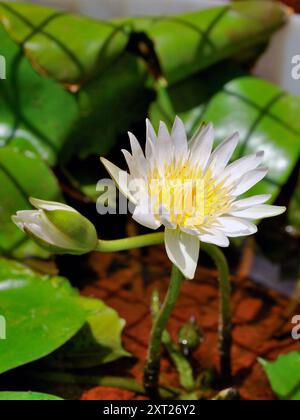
(144, 264), (184, 399)
(95, 232), (164, 253)
(202, 243), (232, 383)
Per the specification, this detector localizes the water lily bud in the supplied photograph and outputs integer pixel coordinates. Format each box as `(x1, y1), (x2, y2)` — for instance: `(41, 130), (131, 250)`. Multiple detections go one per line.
(178, 317), (204, 355)
(12, 198), (98, 255)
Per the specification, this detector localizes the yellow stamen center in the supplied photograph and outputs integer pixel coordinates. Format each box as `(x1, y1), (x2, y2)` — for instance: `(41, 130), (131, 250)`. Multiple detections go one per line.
(147, 160), (232, 229)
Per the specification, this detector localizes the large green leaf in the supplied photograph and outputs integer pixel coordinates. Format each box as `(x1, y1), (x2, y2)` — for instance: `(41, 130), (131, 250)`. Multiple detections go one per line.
(0, 13), (151, 161)
(0, 392), (63, 400)
(259, 352), (300, 400)
(0, 146), (62, 258)
(0, 1), (129, 85)
(0, 1), (287, 87)
(0, 25), (78, 166)
(47, 296), (129, 369)
(124, 1), (287, 85)
(64, 52), (153, 159)
(0, 258), (86, 374)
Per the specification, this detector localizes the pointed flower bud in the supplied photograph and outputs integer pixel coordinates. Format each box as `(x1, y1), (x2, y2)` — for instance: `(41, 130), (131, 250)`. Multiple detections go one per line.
(12, 198), (98, 255)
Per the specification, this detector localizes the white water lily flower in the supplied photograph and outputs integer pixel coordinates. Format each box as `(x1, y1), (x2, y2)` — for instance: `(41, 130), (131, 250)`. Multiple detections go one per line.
(101, 117), (286, 279)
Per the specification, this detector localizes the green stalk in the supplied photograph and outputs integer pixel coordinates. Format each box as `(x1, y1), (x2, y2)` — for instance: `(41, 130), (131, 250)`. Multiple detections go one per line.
(201, 243), (232, 383)
(144, 264), (184, 399)
(151, 290), (195, 392)
(96, 232), (164, 253)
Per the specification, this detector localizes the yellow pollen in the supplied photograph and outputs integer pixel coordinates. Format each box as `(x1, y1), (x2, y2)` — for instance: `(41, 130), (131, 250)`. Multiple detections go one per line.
(147, 161), (232, 229)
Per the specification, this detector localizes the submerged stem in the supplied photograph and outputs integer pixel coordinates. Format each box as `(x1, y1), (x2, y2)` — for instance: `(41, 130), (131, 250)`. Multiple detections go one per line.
(144, 265), (184, 399)
(202, 243), (232, 383)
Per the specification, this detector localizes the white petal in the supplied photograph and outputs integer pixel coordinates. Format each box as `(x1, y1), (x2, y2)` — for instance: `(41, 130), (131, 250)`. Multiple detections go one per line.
(100, 157), (137, 205)
(30, 221), (81, 250)
(217, 216), (257, 237)
(145, 138), (156, 172)
(189, 123), (214, 170)
(220, 151), (264, 187)
(164, 229), (200, 280)
(26, 222), (56, 244)
(158, 121), (172, 143)
(18, 212), (78, 249)
(146, 118), (157, 143)
(199, 228), (230, 247)
(158, 205), (177, 229)
(128, 132), (144, 158)
(29, 198), (76, 213)
(230, 194), (271, 210)
(189, 123), (204, 147)
(122, 149), (144, 179)
(229, 205), (286, 219)
(208, 132), (239, 177)
(232, 168), (268, 196)
(181, 226), (201, 236)
(156, 121), (174, 171)
(133, 204), (161, 230)
(122, 149), (134, 171)
(171, 116), (188, 155)
(13, 210), (40, 227)
(146, 119), (157, 159)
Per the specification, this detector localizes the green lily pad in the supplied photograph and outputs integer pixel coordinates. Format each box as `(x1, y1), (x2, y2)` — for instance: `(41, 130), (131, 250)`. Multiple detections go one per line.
(0, 25), (78, 166)
(47, 296), (129, 369)
(125, 0), (287, 85)
(259, 352), (300, 400)
(0, 1), (286, 87)
(0, 392), (63, 400)
(0, 1), (129, 85)
(0, 258), (86, 374)
(0, 146), (63, 258)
